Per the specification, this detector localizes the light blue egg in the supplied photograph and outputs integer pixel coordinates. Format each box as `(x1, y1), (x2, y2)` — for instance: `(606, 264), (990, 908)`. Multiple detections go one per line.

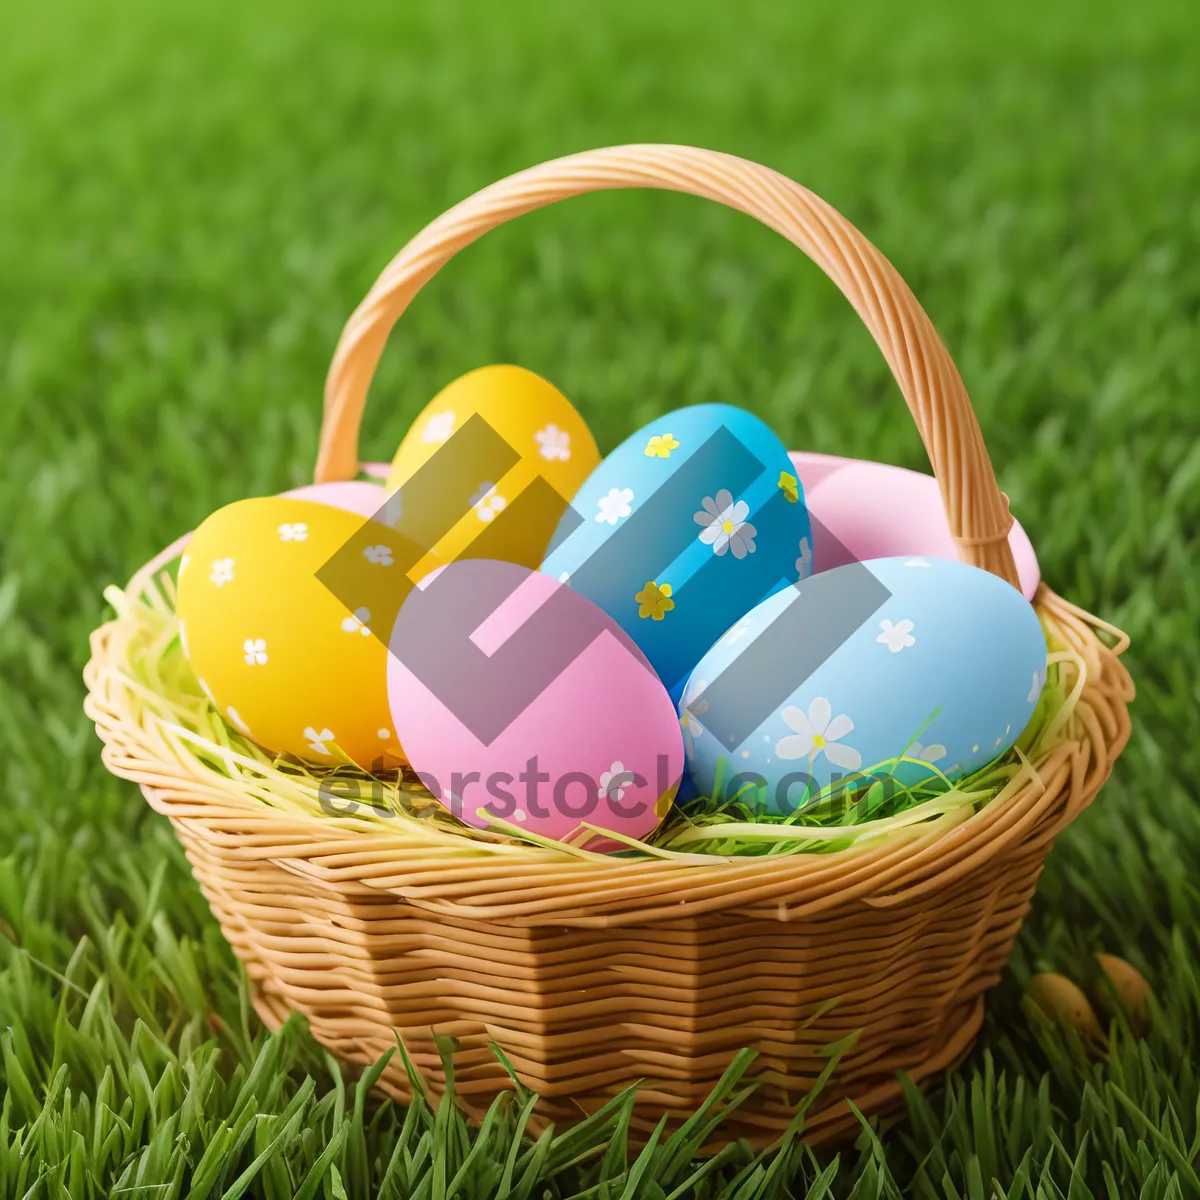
(680, 555), (1049, 814)
(541, 404), (813, 698)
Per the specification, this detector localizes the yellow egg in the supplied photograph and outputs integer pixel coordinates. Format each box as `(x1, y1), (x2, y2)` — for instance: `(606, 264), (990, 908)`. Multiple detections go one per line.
(386, 365), (601, 570)
(176, 495), (435, 769)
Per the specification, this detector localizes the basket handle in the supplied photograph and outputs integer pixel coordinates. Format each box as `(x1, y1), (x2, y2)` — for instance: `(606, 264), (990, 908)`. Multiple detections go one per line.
(317, 144), (1019, 585)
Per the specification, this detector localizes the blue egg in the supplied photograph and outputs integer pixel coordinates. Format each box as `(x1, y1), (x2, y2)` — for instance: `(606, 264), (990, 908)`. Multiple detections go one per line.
(680, 555), (1048, 814)
(541, 404), (813, 698)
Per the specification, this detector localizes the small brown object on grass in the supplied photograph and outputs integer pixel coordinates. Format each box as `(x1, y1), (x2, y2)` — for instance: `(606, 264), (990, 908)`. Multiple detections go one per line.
(1096, 953), (1153, 1026)
(1026, 972), (1105, 1044)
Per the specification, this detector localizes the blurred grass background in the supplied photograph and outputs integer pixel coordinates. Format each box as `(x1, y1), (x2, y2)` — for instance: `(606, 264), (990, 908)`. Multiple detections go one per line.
(2, 0), (1200, 1194)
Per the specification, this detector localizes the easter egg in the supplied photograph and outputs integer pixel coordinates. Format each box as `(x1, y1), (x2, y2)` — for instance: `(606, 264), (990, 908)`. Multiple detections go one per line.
(680, 556), (1048, 813)
(790, 452), (1041, 601)
(386, 558), (684, 849)
(385, 365), (601, 572)
(1095, 954), (1152, 1026)
(1025, 974), (1104, 1045)
(283, 479), (389, 519)
(177, 495), (435, 768)
(541, 404), (813, 700)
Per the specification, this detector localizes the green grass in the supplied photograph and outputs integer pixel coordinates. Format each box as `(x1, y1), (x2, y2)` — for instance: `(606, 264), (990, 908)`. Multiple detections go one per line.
(3, 0), (1200, 1194)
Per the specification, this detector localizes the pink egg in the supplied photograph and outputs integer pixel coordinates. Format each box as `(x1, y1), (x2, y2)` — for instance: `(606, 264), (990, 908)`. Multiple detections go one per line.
(387, 559), (683, 850)
(790, 452), (1041, 601)
(282, 480), (389, 519)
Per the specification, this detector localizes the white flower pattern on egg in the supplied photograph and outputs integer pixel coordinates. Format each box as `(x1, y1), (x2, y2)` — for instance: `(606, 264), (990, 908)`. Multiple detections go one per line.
(210, 557), (235, 587)
(363, 544), (393, 566)
(421, 411), (456, 444)
(907, 740), (947, 764)
(534, 424), (571, 462)
(304, 726), (335, 755)
(595, 487), (634, 525)
(877, 618), (916, 653)
(243, 638), (268, 665)
(795, 537), (812, 577)
(598, 761), (633, 803)
(341, 607), (372, 636)
(470, 483), (507, 523)
(695, 490), (757, 559)
(278, 523), (308, 542)
(776, 698), (862, 770)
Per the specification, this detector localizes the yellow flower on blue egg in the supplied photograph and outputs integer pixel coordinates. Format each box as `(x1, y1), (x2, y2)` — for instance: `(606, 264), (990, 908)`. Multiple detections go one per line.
(778, 470), (800, 503)
(635, 581), (675, 621)
(644, 433), (680, 458)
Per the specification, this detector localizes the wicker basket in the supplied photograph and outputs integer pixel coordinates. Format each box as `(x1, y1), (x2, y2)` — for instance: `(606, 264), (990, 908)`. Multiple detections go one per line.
(84, 144), (1134, 1147)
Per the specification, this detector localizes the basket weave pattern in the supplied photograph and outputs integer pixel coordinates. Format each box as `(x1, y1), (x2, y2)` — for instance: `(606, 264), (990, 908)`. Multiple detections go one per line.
(84, 146), (1133, 1145)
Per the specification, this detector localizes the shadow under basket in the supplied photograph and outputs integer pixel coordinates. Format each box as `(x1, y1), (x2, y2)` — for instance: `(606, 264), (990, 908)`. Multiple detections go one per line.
(83, 144), (1134, 1148)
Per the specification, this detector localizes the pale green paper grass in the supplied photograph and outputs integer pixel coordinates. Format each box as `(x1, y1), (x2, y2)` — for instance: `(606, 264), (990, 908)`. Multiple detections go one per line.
(103, 566), (1078, 862)
(4, 0), (1200, 1193)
